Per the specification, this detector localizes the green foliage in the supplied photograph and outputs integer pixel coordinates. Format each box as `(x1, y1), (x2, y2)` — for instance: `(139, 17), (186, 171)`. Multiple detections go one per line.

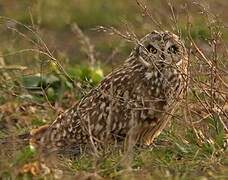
(21, 73), (67, 101)
(22, 75), (41, 89)
(0, 96), (5, 105)
(13, 145), (37, 166)
(67, 65), (104, 86)
(31, 118), (46, 127)
(1, 171), (12, 180)
(179, 21), (211, 40)
(9, 0), (138, 30)
(72, 156), (93, 171)
(20, 65), (103, 102)
(190, 24), (211, 40)
(207, 115), (225, 148)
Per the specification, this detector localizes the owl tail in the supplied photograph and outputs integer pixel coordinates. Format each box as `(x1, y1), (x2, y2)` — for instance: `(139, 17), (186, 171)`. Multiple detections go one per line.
(30, 124), (83, 157)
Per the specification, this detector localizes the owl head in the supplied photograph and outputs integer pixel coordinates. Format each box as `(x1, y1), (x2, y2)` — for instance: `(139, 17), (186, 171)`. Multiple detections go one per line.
(133, 31), (187, 70)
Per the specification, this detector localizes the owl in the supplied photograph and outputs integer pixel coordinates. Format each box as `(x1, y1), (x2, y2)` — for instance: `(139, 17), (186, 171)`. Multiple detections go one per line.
(30, 31), (188, 155)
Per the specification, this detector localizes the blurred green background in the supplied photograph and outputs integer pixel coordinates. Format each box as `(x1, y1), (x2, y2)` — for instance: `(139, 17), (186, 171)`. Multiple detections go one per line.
(1, 0), (228, 65)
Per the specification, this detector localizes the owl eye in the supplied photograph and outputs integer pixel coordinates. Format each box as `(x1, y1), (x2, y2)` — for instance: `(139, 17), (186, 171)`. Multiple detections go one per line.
(168, 45), (179, 54)
(146, 44), (157, 54)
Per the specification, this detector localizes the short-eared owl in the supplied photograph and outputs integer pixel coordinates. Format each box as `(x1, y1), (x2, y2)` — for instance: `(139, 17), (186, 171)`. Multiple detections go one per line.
(30, 31), (188, 154)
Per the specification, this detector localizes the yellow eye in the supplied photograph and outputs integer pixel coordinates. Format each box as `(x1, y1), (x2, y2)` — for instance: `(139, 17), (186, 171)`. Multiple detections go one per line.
(146, 44), (157, 54)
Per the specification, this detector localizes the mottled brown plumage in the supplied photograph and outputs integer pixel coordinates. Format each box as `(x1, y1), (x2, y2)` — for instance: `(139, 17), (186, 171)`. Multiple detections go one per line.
(30, 31), (188, 154)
